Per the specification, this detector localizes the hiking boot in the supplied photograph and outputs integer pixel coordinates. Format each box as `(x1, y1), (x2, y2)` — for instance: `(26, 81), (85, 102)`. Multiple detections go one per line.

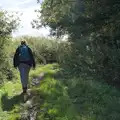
(23, 87), (27, 94)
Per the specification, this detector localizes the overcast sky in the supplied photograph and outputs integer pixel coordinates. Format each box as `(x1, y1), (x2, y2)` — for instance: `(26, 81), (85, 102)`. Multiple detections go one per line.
(0, 0), (50, 37)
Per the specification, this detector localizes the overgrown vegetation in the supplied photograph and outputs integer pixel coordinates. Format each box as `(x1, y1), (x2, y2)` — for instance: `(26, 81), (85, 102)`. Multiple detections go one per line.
(0, 11), (19, 84)
(12, 36), (71, 65)
(1, 0), (120, 119)
(1, 64), (120, 120)
(35, 0), (120, 85)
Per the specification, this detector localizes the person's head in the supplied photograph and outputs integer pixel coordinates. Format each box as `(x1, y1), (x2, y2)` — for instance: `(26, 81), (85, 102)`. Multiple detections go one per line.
(21, 40), (27, 45)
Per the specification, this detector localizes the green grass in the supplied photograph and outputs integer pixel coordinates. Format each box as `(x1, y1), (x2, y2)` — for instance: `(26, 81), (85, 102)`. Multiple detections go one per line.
(1, 64), (120, 120)
(0, 78), (22, 120)
(33, 64), (120, 120)
(66, 77), (120, 120)
(0, 64), (60, 120)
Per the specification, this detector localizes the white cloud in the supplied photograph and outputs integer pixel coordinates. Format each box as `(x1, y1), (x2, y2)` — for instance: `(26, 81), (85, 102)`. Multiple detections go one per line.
(0, 0), (49, 37)
(17, 0), (34, 6)
(12, 6), (50, 37)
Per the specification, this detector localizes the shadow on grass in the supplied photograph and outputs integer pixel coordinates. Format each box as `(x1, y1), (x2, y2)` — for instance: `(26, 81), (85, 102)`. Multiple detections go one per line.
(1, 93), (24, 111)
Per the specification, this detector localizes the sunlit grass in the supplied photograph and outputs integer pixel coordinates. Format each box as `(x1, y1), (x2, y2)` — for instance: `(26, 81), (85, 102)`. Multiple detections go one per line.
(0, 64), (59, 120)
(1, 81), (22, 96)
(1, 64), (120, 120)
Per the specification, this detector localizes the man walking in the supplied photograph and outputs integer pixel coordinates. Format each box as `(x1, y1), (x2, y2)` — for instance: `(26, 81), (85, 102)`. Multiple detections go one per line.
(13, 40), (36, 94)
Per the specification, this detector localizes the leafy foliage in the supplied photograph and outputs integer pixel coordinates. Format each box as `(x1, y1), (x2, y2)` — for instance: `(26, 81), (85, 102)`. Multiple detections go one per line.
(36, 0), (120, 84)
(0, 11), (19, 83)
(13, 36), (70, 65)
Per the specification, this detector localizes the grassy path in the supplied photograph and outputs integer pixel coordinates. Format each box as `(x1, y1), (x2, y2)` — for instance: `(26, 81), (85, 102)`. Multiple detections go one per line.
(1, 64), (120, 120)
(0, 64), (75, 120)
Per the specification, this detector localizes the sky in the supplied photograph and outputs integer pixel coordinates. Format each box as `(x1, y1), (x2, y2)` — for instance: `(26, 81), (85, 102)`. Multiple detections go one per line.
(0, 0), (50, 37)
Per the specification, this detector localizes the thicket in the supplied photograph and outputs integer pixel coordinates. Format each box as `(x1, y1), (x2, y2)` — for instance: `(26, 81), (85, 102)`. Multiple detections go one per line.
(0, 11), (19, 83)
(35, 0), (120, 86)
(13, 36), (71, 65)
